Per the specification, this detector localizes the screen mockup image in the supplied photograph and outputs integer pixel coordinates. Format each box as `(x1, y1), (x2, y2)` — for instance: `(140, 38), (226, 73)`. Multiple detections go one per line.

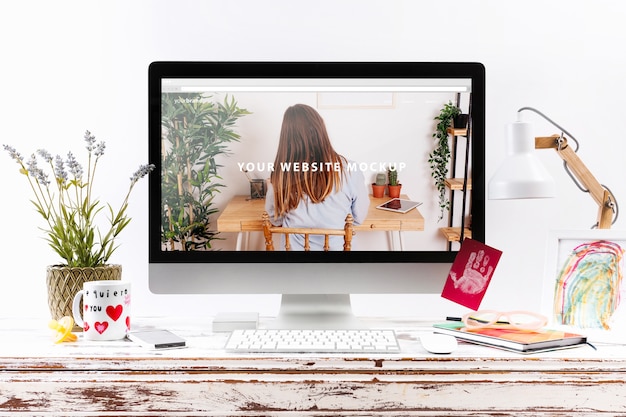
(148, 62), (485, 327)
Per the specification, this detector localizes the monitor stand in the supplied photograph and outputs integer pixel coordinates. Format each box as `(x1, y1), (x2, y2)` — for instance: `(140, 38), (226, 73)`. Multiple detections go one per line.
(267, 294), (367, 329)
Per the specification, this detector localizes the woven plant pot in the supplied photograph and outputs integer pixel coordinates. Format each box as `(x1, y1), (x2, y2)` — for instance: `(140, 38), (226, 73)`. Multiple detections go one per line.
(46, 264), (122, 331)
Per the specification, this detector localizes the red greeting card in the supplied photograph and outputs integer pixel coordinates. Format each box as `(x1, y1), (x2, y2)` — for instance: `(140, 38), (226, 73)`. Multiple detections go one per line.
(441, 239), (502, 310)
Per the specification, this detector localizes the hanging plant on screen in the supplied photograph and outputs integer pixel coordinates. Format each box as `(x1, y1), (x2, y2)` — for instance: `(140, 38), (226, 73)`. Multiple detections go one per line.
(428, 101), (460, 222)
(161, 93), (250, 251)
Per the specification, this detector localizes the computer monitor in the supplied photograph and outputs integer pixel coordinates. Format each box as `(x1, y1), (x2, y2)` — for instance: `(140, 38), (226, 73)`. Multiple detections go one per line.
(148, 62), (485, 328)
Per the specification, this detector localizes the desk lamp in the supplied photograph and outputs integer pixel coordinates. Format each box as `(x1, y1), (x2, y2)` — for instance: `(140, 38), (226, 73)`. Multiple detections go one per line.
(489, 107), (618, 229)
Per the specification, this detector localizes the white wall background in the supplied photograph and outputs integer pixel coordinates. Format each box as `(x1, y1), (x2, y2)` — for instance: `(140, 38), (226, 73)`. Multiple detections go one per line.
(1, 0), (625, 321)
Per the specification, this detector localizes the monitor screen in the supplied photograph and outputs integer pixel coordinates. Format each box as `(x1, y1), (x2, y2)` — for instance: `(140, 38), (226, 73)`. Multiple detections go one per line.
(148, 62), (485, 326)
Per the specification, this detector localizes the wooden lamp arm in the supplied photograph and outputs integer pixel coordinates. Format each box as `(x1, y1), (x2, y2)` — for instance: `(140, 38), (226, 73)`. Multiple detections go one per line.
(535, 135), (614, 229)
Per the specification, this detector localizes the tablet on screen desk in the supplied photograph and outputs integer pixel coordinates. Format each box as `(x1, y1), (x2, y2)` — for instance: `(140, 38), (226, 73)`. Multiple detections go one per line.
(375, 198), (423, 213)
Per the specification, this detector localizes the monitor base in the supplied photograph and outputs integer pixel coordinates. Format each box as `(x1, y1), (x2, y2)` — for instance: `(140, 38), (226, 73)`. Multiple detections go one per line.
(267, 294), (367, 329)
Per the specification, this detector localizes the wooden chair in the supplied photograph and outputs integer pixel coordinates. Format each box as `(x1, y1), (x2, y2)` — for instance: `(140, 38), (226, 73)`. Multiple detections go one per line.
(262, 211), (354, 251)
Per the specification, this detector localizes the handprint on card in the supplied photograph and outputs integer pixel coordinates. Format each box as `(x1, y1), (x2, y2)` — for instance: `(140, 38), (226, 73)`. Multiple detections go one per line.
(449, 249), (493, 295)
(442, 239), (502, 310)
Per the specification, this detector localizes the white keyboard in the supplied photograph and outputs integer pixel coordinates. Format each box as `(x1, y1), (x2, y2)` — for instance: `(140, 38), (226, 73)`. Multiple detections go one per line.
(225, 329), (401, 353)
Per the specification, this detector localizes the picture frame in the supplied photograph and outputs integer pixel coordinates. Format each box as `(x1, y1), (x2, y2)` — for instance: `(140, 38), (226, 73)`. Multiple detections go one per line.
(542, 229), (626, 342)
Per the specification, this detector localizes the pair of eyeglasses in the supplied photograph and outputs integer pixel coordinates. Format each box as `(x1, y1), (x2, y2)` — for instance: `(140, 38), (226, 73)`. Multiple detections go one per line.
(462, 310), (548, 331)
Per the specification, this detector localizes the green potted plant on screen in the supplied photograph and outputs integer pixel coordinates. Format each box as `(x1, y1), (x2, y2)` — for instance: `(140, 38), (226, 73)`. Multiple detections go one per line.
(161, 92), (250, 251)
(387, 167), (402, 199)
(372, 172), (386, 198)
(428, 101), (460, 221)
(3, 131), (154, 325)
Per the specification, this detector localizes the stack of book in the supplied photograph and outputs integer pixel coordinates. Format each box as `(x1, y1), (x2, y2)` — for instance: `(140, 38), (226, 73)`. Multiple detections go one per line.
(433, 321), (588, 354)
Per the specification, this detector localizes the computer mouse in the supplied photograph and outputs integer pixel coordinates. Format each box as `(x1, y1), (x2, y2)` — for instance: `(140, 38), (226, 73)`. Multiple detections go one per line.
(420, 333), (458, 354)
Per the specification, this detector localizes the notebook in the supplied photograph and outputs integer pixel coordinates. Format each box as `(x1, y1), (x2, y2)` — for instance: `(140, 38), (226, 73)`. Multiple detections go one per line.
(433, 322), (588, 354)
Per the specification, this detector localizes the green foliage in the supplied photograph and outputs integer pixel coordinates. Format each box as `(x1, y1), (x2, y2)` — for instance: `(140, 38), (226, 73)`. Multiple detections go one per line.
(387, 168), (398, 186)
(3, 132), (154, 267)
(160, 93), (250, 251)
(428, 101), (461, 222)
(375, 173), (386, 186)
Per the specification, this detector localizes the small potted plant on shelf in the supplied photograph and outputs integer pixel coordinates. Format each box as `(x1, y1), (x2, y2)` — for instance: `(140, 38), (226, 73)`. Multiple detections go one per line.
(453, 112), (469, 129)
(372, 172), (386, 198)
(3, 131), (154, 328)
(387, 168), (402, 199)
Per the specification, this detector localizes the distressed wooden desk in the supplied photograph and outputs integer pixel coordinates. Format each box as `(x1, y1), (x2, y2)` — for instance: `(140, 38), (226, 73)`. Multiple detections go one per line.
(1, 316), (626, 416)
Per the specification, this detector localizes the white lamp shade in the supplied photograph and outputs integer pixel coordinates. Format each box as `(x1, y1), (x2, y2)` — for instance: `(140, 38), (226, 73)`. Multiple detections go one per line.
(488, 121), (556, 199)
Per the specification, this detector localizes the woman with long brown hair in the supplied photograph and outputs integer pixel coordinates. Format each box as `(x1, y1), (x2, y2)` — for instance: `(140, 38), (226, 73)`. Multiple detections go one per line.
(265, 104), (369, 250)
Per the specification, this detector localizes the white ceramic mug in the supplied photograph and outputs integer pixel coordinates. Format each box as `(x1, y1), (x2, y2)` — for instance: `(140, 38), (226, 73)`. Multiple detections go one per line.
(72, 280), (131, 340)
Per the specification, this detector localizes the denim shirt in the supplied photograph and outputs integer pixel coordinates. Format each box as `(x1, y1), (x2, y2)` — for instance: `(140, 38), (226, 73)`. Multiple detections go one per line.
(264, 165), (369, 251)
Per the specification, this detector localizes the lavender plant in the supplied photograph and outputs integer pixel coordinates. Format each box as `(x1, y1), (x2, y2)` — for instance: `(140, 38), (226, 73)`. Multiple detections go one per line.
(3, 131), (154, 267)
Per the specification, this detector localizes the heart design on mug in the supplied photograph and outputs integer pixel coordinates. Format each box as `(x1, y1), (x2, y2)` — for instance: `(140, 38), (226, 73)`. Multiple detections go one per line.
(84, 322), (90, 332)
(106, 305), (123, 321)
(84, 304), (88, 312)
(94, 321), (108, 334)
(126, 316), (131, 331)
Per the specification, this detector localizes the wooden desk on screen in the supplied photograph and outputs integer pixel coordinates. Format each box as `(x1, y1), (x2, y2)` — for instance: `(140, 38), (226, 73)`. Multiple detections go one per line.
(216, 194), (424, 250)
(2, 316), (626, 416)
